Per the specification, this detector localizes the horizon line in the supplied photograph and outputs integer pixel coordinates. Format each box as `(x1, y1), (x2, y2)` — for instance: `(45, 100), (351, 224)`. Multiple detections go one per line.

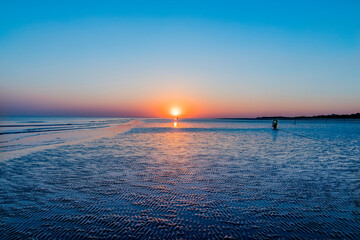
(1, 112), (359, 119)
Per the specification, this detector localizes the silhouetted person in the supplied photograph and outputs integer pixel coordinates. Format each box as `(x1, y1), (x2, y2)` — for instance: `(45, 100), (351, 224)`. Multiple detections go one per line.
(272, 118), (278, 130)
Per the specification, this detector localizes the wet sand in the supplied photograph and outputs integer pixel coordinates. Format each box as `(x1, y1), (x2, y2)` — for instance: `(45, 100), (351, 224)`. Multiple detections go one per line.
(0, 120), (142, 162)
(1, 118), (360, 239)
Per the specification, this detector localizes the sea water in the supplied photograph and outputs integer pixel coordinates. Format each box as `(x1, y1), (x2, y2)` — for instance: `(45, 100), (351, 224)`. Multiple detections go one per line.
(0, 117), (359, 239)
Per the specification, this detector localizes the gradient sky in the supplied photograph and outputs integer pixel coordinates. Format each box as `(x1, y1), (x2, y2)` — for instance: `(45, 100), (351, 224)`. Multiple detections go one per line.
(1, 0), (359, 118)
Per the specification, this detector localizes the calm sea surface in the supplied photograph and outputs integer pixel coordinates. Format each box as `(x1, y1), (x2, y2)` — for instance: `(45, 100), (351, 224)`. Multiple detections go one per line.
(1, 117), (360, 239)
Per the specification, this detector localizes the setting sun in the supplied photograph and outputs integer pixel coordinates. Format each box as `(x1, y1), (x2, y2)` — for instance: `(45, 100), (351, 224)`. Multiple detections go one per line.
(170, 107), (181, 117)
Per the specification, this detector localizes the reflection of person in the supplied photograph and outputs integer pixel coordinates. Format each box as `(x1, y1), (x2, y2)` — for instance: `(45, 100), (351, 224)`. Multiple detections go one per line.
(272, 118), (278, 130)
(272, 128), (278, 142)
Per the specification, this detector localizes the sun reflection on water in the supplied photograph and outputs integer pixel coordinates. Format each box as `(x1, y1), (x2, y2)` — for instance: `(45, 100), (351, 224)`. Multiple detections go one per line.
(173, 121), (178, 128)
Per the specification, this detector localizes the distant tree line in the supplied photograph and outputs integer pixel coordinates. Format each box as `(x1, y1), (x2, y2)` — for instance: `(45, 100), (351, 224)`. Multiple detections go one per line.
(256, 112), (360, 120)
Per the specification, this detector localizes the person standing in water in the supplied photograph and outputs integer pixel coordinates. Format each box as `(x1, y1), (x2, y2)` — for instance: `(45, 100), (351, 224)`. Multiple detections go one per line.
(272, 118), (278, 130)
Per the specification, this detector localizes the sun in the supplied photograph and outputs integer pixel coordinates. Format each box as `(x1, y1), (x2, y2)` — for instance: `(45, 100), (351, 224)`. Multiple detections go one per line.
(170, 107), (181, 117)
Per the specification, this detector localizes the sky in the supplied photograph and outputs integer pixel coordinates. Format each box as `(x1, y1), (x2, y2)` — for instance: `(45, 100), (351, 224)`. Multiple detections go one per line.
(0, 0), (359, 118)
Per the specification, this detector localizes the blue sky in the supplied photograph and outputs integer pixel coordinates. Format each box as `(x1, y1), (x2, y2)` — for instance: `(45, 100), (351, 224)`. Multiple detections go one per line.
(0, 0), (359, 117)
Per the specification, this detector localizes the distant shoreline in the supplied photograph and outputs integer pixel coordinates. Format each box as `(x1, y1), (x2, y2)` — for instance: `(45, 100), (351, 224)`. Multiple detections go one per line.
(219, 113), (360, 120)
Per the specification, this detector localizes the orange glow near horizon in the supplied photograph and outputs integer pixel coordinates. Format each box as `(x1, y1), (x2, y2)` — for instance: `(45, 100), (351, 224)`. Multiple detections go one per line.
(6, 88), (358, 118)
(154, 99), (200, 118)
(170, 107), (181, 117)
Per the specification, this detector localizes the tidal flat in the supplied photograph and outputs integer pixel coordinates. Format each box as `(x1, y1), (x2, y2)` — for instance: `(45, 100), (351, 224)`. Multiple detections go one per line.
(1, 117), (359, 239)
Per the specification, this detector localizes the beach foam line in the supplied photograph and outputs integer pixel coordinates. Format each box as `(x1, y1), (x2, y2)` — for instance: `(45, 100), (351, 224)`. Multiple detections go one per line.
(0, 120), (142, 163)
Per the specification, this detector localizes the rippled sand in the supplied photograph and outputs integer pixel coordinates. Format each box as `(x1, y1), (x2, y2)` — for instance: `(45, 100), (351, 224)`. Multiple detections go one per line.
(1, 118), (360, 239)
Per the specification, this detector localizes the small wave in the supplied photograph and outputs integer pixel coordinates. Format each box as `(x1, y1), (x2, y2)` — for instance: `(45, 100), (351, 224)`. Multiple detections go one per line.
(0, 123), (74, 128)
(0, 126), (103, 135)
(20, 120), (45, 123)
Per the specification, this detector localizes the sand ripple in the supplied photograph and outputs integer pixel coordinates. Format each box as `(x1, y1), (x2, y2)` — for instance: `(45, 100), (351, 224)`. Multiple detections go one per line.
(0, 120), (359, 239)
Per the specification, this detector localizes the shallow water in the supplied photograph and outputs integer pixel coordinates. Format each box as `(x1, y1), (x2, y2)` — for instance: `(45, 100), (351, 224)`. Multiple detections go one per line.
(1, 117), (360, 239)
